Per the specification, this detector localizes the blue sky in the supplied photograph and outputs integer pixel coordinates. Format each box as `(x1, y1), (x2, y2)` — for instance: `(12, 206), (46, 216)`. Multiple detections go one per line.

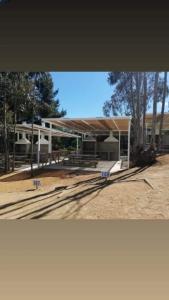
(51, 72), (169, 117)
(51, 72), (113, 117)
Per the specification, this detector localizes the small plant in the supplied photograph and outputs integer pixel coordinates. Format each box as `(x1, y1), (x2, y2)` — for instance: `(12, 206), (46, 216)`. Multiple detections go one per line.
(33, 179), (41, 190)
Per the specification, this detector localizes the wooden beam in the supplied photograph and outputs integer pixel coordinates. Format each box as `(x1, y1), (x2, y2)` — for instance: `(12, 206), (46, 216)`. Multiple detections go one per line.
(97, 119), (111, 130)
(112, 119), (120, 131)
(81, 119), (96, 130)
(54, 119), (86, 133)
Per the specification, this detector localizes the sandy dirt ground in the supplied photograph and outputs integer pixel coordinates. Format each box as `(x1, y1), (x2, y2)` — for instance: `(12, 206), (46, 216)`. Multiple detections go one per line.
(0, 154), (169, 219)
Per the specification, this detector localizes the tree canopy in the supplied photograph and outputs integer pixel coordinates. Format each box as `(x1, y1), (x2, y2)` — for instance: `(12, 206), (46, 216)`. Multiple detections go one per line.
(0, 72), (66, 172)
(0, 72), (66, 125)
(103, 72), (169, 163)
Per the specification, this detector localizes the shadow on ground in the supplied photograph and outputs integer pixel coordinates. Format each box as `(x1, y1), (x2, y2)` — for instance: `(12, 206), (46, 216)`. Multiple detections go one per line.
(0, 165), (151, 220)
(0, 169), (97, 182)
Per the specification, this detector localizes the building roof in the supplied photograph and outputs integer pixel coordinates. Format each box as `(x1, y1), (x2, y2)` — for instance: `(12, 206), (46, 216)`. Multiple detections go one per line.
(145, 113), (169, 122)
(145, 113), (169, 130)
(42, 117), (131, 133)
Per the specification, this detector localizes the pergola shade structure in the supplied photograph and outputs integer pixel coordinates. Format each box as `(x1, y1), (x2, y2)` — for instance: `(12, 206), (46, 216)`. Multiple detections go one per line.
(43, 117), (130, 134)
(43, 117), (131, 168)
(15, 123), (80, 167)
(16, 123), (80, 138)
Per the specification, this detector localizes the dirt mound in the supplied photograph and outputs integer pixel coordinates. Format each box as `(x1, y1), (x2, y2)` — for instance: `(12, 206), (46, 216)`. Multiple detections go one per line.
(155, 154), (169, 166)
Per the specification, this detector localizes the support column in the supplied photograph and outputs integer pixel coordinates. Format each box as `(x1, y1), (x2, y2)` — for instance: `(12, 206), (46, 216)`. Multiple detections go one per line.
(76, 137), (79, 154)
(94, 141), (97, 156)
(48, 123), (52, 164)
(37, 129), (40, 168)
(119, 131), (121, 161)
(81, 134), (84, 154)
(128, 120), (131, 169)
(145, 123), (147, 144)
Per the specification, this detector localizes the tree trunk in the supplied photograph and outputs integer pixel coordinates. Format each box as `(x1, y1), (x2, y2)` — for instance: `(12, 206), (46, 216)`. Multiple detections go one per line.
(158, 71), (167, 151)
(142, 72), (147, 147)
(135, 72), (142, 146)
(3, 98), (8, 173)
(12, 75), (19, 172)
(151, 72), (159, 147)
(130, 73), (137, 153)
